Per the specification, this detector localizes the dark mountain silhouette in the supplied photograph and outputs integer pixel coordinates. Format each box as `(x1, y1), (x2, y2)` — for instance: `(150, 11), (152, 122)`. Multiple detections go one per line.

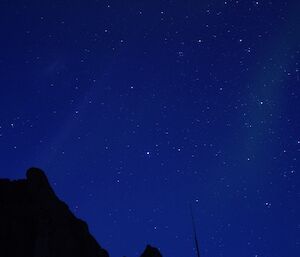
(0, 167), (162, 257)
(140, 245), (163, 257)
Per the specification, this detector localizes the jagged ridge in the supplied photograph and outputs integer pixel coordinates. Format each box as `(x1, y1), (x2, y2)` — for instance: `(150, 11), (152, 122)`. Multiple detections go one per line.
(0, 167), (162, 257)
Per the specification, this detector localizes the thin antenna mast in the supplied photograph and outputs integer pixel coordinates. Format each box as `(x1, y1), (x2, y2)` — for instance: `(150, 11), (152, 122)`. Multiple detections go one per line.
(189, 203), (201, 257)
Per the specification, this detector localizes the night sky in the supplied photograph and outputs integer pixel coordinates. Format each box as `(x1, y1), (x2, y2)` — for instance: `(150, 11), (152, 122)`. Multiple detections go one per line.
(0, 1), (299, 257)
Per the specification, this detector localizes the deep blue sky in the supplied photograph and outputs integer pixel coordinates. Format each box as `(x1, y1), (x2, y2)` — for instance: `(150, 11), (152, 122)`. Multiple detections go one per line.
(0, 1), (299, 256)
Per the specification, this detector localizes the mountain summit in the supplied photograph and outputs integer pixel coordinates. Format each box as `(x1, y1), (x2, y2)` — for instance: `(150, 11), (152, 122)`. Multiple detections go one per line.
(0, 167), (162, 257)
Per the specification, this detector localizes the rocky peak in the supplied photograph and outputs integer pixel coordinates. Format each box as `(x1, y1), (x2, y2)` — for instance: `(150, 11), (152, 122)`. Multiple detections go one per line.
(140, 245), (163, 257)
(0, 168), (109, 257)
(0, 168), (163, 257)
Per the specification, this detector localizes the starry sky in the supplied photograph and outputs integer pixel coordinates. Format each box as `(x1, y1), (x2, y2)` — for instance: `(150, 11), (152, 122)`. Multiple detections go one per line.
(0, 1), (299, 257)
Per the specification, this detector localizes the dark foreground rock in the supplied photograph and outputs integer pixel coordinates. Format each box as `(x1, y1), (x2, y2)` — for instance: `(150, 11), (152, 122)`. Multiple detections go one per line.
(140, 245), (163, 257)
(0, 167), (109, 257)
(0, 168), (162, 257)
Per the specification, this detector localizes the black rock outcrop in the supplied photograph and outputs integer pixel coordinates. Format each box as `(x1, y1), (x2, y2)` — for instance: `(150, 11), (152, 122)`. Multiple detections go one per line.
(0, 167), (109, 257)
(140, 245), (163, 257)
(0, 167), (163, 257)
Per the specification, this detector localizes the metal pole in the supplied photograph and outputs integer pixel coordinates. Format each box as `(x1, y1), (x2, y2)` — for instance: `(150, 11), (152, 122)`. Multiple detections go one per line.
(189, 203), (201, 257)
